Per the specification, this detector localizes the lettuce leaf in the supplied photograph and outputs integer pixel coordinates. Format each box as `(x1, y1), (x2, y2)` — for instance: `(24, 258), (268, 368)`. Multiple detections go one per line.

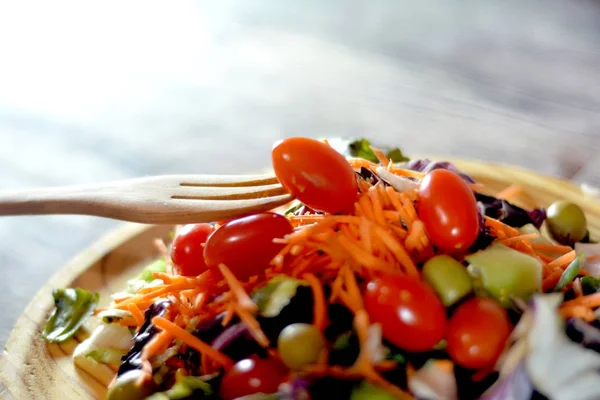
(347, 138), (409, 163)
(42, 288), (99, 343)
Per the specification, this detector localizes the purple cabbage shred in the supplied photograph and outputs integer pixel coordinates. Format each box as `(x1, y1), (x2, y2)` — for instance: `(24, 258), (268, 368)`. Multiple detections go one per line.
(477, 362), (533, 400)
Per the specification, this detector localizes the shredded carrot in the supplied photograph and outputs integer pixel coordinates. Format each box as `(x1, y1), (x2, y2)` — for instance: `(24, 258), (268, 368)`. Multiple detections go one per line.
(152, 316), (234, 369)
(349, 158), (380, 171)
(128, 303), (145, 326)
(468, 183), (486, 192)
(542, 269), (563, 292)
(546, 250), (576, 270)
(222, 302), (236, 327)
(233, 303), (270, 347)
(530, 243), (573, 254)
(117, 317), (140, 327)
(370, 146), (390, 166)
(559, 305), (595, 321)
(562, 292), (600, 309)
(587, 254), (600, 262)
(484, 216), (520, 237)
(141, 330), (172, 362)
(434, 359), (454, 373)
(497, 233), (538, 246)
(496, 184), (522, 200)
(218, 264), (257, 312)
(387, 165), (426, 179)
(303, 273), (327, 330)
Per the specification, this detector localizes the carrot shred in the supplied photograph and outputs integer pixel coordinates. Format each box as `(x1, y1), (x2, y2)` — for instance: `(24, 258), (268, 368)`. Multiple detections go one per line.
(117, 317), (141, 327)
(222, 302), (236, 327)
(484, 216), (520, 237)
(496, 184), (522, 200)
(559, 305), (595, 321)
(128, 303), (145, 326)
(218, 264), (258, 313)
(370, 146), (390, 166)
(152, 316), (234, 369)
(530, 243), (573, 254)
(387, 165), (426, 179)
(141, 330), (172, 362)
(546, 250), (576, 270)
(562, 292), (600, 309)
(542, 269), (563, 291)
(497, 233), (538, 246)
(303, 273), (327, 330)
(233, 303), (270, 347)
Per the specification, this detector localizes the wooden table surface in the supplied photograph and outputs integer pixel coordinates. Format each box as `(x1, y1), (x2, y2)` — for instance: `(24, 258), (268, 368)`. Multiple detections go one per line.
(0, 1), (599, 346)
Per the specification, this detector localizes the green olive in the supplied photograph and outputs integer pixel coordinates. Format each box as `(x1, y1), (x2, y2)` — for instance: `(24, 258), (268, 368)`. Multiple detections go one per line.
(546, 200), (587, 245)
(350, 381), (397, 400)
(106, 370), (152, 400)
(466, 243), (542, 308)
(422, 255), (473, 306)
(277, 323), (325, 370)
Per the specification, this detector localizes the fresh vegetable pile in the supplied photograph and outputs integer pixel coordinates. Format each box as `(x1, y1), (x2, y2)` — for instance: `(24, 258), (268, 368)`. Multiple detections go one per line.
(48, 137), (600, 400)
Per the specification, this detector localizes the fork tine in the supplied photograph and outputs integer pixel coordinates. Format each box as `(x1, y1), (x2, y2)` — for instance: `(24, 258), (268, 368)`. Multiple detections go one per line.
(168, 194), (294, 223)
(171, 183), (287, 200)
(175, 173), (279, 187)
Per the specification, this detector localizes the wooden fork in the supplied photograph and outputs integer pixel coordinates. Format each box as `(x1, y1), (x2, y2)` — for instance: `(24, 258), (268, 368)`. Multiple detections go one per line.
(0, 174), (294, 224)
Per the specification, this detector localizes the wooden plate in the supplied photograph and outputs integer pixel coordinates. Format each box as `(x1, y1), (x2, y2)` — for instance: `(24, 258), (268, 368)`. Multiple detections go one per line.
(1, 159), (599, 400)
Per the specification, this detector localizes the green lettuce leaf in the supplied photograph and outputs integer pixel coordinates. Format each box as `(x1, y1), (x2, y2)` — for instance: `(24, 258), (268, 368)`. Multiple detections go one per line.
(145, 371), (216, 400)
(137, 258), (167, 283)
(554, 254), (584, 292)
(348, 138), (409, 163)
(42, 288), (99, 343)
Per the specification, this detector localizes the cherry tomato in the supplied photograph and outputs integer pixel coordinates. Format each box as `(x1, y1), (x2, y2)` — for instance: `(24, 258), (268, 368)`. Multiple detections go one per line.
(364, 275), (447, 352)
(219, 357), (288, 400)
(170, 223), (214, 276)
(446, 297), (511, 369)
(272, 137), (358, 214)
(418, 169), (479, 252)
(203, 212), (293, 280)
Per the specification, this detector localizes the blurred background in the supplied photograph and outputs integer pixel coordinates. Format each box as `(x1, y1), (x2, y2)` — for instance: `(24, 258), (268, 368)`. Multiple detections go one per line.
(0, 0), (599, 344)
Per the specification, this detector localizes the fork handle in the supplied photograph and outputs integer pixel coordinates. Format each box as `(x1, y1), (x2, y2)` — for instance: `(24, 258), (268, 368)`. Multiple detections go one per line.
(0, 185), (120, 218)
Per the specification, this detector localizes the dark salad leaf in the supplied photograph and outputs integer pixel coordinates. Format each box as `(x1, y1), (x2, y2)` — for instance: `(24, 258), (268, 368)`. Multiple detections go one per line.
(328, 330), (360, 367)
(252, 276), (310, 318)
(42, 287), (99, 343)
(565, 318), (600, 353)
(581, 276), (600, 295)
(257, 285), (314, 344)
(348, 138), (409, 163)
(117, 299), (171, 376)
(475, 193), (546, 229)
(308, 377), (357, 400)
(211, 322), (264, 361)
(469, 209), (496, 252)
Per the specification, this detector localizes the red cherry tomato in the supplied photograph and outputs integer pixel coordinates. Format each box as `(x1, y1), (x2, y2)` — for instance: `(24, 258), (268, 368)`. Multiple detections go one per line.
(203, 212), (293, 280)
(364, 275), (447, 352)
(418, 169), (479, 252)
(220, 357), (287, 400)
(170, 223), (214, 276)
(272, 137), (358, 214)
(447, 297), (511, 369)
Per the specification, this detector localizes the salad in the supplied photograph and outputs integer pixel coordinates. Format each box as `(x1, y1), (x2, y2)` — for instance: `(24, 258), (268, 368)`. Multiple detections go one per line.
(43, 137), (600, 400)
